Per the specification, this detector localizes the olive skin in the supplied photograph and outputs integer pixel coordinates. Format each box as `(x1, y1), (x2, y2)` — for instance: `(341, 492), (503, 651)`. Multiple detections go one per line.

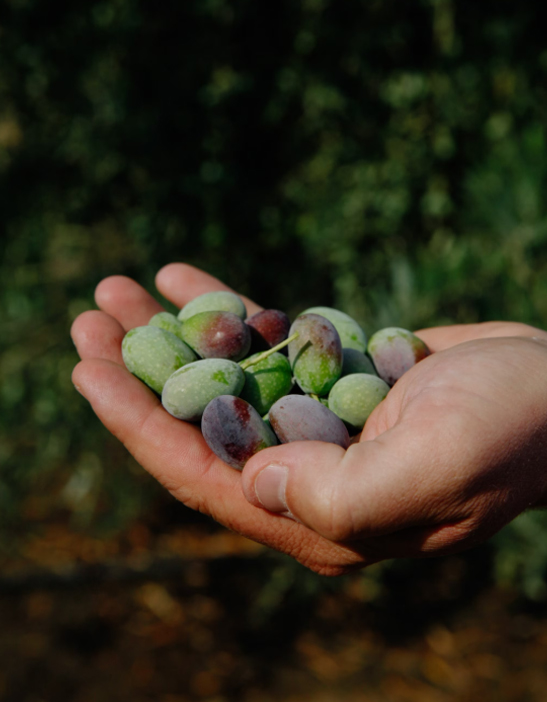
(178, 291), (247, 322)
(288, 314), (343, 396)
(367, 327), (431, 386)
(302, 306), (367, 353)
(161, 359), (245, 421)
(269, 394), (350, 448)
(328, 373), (389, 431)
(239, 352), (293, 415)
(181, 311), (251, 361)
(202, 395), (278, 470)
(122, 326), (196, 394)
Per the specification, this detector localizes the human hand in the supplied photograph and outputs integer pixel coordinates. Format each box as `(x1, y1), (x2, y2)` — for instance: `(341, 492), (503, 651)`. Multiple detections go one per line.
(72, 264), (547, 575)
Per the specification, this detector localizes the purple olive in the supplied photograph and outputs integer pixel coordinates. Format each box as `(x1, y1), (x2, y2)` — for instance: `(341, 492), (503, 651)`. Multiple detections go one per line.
(201, 395), (278, 470)
(246, 309), (291, 352)
(181, 311), (251, 361)
(269, 394), (350, 448)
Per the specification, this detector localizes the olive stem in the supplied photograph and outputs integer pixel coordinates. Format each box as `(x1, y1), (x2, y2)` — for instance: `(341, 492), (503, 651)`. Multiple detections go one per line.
(309, 393), (320, 402)
(239, 332), (299, 370)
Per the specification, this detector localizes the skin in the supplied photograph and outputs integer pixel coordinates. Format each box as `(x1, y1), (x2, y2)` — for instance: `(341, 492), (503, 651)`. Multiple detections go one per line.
(71, 263), (547, 576)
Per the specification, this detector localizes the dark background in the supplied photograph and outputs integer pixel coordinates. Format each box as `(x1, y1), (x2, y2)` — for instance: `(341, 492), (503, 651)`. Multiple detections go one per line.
(2, 0), (547, 699)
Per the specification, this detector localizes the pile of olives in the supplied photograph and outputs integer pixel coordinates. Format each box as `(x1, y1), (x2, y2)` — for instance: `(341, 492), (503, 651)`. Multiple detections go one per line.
(122, 291), (430, 470)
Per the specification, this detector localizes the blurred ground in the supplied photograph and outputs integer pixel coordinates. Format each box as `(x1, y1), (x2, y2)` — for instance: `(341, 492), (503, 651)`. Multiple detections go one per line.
(1, 496), (547, 702)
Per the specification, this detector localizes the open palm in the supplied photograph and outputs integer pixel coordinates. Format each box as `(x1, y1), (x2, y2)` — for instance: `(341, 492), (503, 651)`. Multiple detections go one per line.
(72, 263), (547, 575)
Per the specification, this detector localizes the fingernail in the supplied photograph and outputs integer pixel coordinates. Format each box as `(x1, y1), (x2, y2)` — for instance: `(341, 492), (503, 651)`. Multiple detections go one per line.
(254, 464), (288, 513)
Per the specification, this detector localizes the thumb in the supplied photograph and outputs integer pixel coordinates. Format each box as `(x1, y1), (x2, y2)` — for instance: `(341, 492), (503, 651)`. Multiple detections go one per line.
(240, 424), (441, 543)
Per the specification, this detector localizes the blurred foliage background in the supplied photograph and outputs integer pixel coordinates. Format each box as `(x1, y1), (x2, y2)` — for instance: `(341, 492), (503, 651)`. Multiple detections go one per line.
(2, 0), (547, 626)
